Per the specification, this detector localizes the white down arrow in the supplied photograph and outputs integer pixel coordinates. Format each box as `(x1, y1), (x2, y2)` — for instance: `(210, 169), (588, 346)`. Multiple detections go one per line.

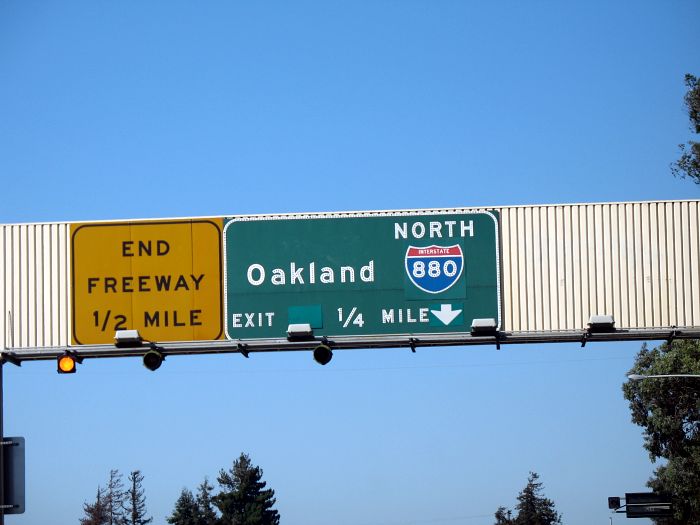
(430, 304), (462, 326)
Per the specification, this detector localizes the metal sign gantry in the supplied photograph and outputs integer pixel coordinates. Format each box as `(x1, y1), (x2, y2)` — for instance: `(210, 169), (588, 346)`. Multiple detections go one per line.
(2, 326), (698, 364)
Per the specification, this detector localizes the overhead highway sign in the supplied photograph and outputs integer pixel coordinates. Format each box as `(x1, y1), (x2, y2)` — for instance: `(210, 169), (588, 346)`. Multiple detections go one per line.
(223, 211), (501, 340)
(71, 220), (223, 344)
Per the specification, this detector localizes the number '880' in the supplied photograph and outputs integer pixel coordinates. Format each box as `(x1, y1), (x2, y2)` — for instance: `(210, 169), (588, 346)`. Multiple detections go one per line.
(410, 260), (459, 278)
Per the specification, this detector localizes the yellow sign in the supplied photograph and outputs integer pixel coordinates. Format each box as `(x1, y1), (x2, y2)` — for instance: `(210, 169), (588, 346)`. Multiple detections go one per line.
(71, 220), (223, 344)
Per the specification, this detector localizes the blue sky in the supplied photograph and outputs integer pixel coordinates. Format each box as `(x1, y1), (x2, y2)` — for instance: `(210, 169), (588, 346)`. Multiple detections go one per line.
(1, 1), (699, 524)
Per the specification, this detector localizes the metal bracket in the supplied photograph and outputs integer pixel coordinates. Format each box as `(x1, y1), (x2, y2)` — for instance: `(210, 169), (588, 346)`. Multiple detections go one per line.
(65, 349), (84, 364)
(0, 353), (21, 367)
(581, 331), (590, 348)
(237, 343), (249, 358)
(409, 338), (418, 353)
(667, 326), (680, 349)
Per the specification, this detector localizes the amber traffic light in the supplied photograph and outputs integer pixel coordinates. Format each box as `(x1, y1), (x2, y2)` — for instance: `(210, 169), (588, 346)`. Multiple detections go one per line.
(57, 353), (78, 373)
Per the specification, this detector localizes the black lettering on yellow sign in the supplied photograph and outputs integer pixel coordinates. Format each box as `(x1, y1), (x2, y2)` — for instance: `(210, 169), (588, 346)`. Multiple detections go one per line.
(144, 309), (203, 327)
(86, 274), (205, 293)
(71, 220), (223, 345)
(93, 310), (128, 331)
(122, 239), (171, 257)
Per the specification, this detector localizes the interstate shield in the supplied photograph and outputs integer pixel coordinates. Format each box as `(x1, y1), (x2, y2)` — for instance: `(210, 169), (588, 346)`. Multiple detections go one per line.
(405, 245), (464, 294)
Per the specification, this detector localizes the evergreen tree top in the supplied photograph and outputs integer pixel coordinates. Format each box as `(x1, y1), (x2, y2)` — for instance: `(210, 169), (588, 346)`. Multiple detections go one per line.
(493, 472), (561, 525)
(214, 453), (280, 525)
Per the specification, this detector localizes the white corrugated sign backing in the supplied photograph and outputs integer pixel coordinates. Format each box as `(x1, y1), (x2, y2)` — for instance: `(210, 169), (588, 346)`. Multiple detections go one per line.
(1, 200), (698, 349)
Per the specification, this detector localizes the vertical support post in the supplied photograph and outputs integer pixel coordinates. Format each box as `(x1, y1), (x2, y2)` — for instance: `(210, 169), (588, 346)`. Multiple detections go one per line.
(1, 361), (5, 525)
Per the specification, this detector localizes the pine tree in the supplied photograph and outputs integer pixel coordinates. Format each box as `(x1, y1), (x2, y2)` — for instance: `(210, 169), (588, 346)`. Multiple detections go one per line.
(124, 470), (153, 525)
(196, 478), (218, 525)
(81, 487), (109, 525)
(513, 472), (561, 525)
(167, 488), (200, 525)
(494, 472), (561, 525)
(214, 453), (280, 525)
(105, 469), (127, 525)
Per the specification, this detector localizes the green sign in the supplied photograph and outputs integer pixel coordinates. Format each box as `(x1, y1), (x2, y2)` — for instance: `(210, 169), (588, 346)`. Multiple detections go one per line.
(224, 211), (500, 340)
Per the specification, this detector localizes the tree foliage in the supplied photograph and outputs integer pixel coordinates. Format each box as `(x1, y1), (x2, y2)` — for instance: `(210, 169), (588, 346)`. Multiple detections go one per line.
(623, 339), (700, 524)
(214, 453), (280, 525)
(88, 456), (281, 525)
(514, 472), (561, 525)
(494, 506), (513, 525)
(167, 489), (200, 525)
(167, 479), (220, 525)
(196, 478), (219, 525)
(671, 74), (700, 184)
(81, 487), (109, 525)
(85, 469), (154, 525)
(124, 470), (153, 525)
(105, 469), (127, 525)
(494, 472), (561, 525)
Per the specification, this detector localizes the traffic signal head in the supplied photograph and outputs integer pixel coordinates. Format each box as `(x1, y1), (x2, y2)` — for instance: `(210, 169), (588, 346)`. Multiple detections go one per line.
(313, 344), (333, 366)
(57, 352), (83, 374)
(57, 355), (76, 373)
(142, 349), (164, 371)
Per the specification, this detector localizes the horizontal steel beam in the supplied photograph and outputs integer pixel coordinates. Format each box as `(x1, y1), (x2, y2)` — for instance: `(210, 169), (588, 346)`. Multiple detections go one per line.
(2, 328), (699, 364)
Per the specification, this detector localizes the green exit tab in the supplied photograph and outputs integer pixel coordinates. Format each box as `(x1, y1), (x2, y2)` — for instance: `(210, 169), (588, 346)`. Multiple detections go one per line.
(288, 305), (323, 329)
